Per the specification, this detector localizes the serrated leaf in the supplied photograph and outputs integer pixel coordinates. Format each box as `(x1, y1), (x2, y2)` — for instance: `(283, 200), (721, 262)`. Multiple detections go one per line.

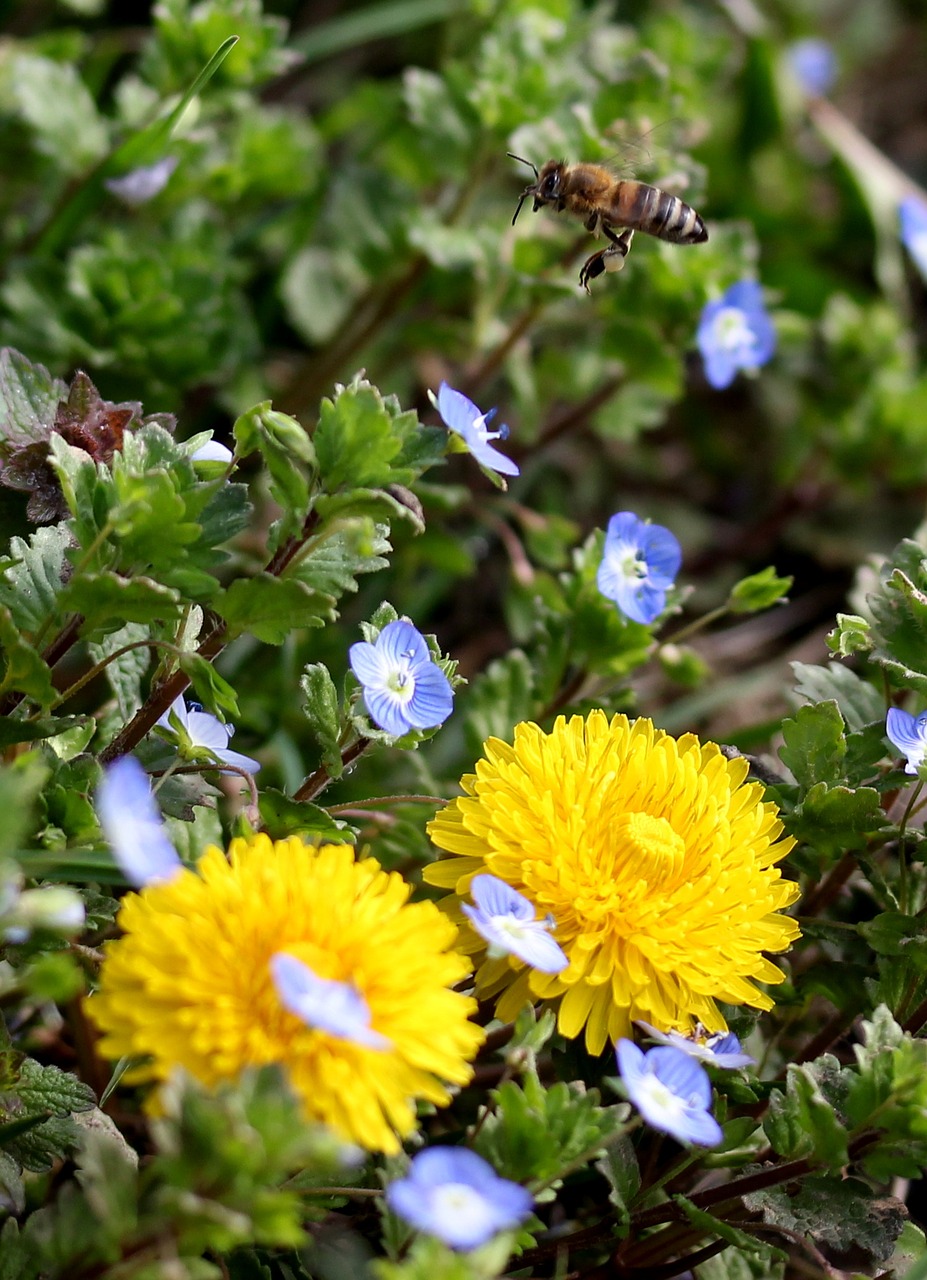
(314, 380), (424, 491)
(743, 1175), (905, 1266)
(257, 791), (352, 842)
(88, 622), (151, 719)
(299, 664), (343, 777)
(0, 347), (66, 455)
(313, 486), (426, 533)
(60, 571), (182, 637)
(0, 1150), (24, 1216)
(860, 913), (927, 967)
(463, 650), (536, 758)
(791, 661), (885, 731)
(216, 575), (334, 644)
(0, 525), (69, 633)
(779, 701), (846, 788)
(0, 714), (86, 748)
(763, 1059), (850, 1168)
(789, 783), (886, 855)
(290, 520), (391, 600)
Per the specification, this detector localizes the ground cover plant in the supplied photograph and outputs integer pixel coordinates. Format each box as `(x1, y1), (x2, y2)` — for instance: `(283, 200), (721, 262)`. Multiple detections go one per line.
(2, 0), (927, 1277)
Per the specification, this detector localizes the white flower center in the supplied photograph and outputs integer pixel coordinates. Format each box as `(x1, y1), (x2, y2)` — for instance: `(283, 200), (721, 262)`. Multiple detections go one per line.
(430, 1182), (493, 1234)
(385, 649), (416, 704)
(618, 542), (647, 584)
(713, 306), (757, 357)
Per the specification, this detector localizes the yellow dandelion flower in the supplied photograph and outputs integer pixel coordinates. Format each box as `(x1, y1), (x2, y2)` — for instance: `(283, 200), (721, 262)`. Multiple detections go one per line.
(425, 711), (800, 1054)
(87, 835), (484, 1154)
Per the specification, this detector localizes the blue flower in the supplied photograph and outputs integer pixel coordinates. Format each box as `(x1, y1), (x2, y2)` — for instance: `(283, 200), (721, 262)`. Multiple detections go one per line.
(435, 383), (519, 478)
(900, 197), (927, 281)
(787, 38), (836, 97)
(886, 706), (927, 775)
(616, 1039), (723, 1147)
(349, 619), (454, 737)
(386, 1147), (533, 1251)
(270, 953), (390, 1050)
(156, 695), (261, 774)
(636, 1022), (755, 1069)
(597, 512), (681, 625)
(95, 756), (183, 887)
(104, 155), (178, 206)
(697, 281), (776, 390)
(463, 874), (568, 973)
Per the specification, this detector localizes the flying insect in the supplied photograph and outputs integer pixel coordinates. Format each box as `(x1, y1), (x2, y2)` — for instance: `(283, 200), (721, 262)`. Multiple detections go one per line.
(508, 154), (708, 291)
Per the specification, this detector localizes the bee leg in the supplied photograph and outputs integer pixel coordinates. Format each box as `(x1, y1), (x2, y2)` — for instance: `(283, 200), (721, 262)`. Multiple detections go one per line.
(579, 230), (634, 292)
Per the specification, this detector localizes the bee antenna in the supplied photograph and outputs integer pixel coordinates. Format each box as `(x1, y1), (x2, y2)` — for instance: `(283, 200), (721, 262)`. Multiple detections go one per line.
(507, 152), (539, 180)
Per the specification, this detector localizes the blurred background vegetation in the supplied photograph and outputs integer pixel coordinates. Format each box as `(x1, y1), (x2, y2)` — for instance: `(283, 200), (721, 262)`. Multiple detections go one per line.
(1, 0), (926, 801)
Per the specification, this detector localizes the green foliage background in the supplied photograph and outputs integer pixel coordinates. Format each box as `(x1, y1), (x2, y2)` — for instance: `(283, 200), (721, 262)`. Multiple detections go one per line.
(3, 0), (927, 1277)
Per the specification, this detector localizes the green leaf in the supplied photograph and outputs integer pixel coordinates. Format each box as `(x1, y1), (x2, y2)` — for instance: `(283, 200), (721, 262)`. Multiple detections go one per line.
(0, 525), (69, 634)
(779, 701), (846, 788)
(728, 566), (792, 614)
(860, 913), (927, 968)
(257, 791), (352, 843)
(61, 571), (181, 637)
(790, 661), (885, 732)
(474, 1067), (626, 1186)
(0, 1056), (95, 1173)
(233, 402), (315, 544)
(216, 575), (334, 644)
(299, 664), (344, 778)
(463, 651), (537, 757)
(827, 612), (872, 658)
(313, 379), (422, 492)
(788, 783), (886, 855)
(744, 1175), (905, 1266)
(0, 348), (67, 455)
(0, 715), (87, 749)
(290, 520), (391, 600)
(763, 1058), (851, 1168)
(0, 607), (55, 706)
(87, 622), (151, 720)
(0, 755), (48, 857)
(675, 1194), (785, 1259)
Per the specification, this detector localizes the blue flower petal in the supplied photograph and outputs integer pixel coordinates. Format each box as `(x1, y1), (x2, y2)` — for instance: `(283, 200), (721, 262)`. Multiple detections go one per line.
(436, 382), (519, 478)
(617, 1039), (722, 1147)
(886, 706), (927, 774)
(386, 1147), (532, 1251)
(270, 953), (389, 1050)
(470, 874), (535, 921)
(95, 756), (183, 888)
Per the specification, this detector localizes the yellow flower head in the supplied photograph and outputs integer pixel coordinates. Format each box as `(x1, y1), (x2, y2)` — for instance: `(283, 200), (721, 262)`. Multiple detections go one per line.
(87, 835), (484, 1153)
(425, 712), (800, 1054)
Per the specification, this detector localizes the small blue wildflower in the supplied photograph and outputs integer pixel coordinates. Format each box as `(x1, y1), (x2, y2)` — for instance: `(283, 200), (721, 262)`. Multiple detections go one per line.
(349, 619), (454, 737)
(787, 38), (837, 97)
(435, 383), (519, 478)
(95, 756), (182, 887)
(463, 874), (568, 973)
(636, 1022), (755, 1069)
(104, 156), (178, 206)
(597, 512), (681, 625)
(156, 695), (260, 774)
(900, 197), (927, 281)
(270, 953), (390, 1050)
(886, 706), (927, 775)
(386, 1147), (533, 1251)
(697, 281), (776, 390)
(616, 1039), (723, 1147)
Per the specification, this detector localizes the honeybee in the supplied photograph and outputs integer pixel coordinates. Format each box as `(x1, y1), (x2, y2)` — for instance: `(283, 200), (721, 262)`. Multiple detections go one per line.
(508, 154), (708, 291)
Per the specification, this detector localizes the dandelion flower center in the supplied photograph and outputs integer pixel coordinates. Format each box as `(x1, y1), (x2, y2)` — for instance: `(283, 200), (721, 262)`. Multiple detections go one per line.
(426, 712), (800, 1053)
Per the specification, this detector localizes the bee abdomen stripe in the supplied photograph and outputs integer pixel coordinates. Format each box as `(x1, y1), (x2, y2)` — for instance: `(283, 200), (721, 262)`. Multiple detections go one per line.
(627, 185), (707, 244)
